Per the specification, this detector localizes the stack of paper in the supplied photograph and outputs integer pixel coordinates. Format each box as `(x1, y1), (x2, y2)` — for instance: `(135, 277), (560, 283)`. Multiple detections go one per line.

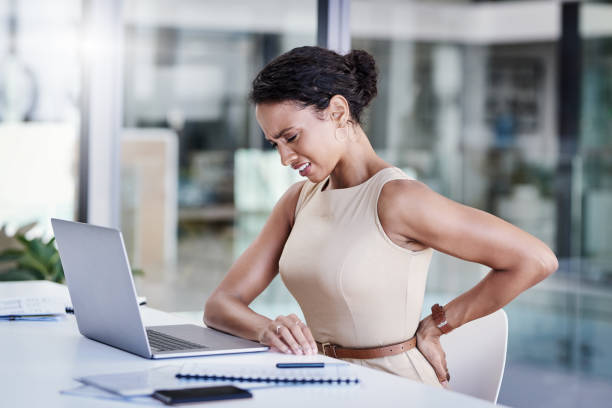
(0, 281), (146, 320)
(0, 281), (69, 320)
(0, 296), (66, 320)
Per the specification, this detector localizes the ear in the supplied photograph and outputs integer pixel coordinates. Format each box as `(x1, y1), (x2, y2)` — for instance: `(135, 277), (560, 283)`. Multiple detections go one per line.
(327, 95), (351, 126)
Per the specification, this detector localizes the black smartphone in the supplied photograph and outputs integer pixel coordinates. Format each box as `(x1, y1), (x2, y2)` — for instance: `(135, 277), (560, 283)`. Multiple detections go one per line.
(152, 386), (252, 405)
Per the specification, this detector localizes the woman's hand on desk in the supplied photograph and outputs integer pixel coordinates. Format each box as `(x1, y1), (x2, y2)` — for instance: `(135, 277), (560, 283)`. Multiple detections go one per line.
(416, 315), (450, 388)
(257, 314), (318, 355)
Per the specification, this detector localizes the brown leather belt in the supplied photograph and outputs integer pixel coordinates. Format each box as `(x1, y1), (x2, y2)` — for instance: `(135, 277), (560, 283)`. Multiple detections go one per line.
(316, 337), (417, 359)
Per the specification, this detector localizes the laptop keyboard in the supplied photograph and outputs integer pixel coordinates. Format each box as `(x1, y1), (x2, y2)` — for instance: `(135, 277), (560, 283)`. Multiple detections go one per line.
(146, 329), (208, 352)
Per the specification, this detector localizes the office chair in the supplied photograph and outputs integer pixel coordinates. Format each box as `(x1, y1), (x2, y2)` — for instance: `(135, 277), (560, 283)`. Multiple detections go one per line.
(439, 308), (508, 403)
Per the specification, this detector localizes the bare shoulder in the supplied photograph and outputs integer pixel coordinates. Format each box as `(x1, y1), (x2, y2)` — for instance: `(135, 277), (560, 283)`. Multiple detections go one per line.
(378, 178), (456, 228)
(275, 180), (308, 228)
(378, 178), (431, 211)
(381, 178), (429, 196)
(377, 179), (432, 251)
(283, 179), (308, 200)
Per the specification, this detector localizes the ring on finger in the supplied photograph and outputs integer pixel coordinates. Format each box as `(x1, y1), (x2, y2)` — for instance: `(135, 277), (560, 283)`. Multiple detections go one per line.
(276, 324), (283, 335)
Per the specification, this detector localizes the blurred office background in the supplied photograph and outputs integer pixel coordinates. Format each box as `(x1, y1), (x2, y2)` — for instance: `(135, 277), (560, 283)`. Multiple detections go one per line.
(1, 0), (611, 406)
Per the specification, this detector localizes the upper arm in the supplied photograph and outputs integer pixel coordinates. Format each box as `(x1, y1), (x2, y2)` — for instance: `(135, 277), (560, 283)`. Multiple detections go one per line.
(379, 180), (558, 275)
(210, 180), (306, 305)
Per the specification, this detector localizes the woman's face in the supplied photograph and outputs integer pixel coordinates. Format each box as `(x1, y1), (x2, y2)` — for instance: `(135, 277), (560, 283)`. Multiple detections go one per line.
(255, 101), (343, 183)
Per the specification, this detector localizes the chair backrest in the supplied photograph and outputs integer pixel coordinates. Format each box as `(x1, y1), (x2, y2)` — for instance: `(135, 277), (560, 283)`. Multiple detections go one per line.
(439, 308), (508, 403)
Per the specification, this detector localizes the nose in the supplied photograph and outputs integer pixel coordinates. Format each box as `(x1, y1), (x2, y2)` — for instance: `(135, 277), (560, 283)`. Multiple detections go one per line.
(278, 144), (297, 167)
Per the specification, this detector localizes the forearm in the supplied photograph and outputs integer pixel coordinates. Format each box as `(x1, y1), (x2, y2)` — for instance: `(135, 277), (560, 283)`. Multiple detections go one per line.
(204, 293), (272, 342)
(415, 266), (551, 387)
(444, 258), (556, 329)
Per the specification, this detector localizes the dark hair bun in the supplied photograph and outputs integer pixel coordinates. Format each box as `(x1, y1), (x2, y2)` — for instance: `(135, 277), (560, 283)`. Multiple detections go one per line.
(250, 46), (379, 124)
(344, 50), (378, 108)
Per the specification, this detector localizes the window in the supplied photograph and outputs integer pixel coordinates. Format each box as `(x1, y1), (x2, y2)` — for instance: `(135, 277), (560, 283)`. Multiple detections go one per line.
(120, 0), (317, 316)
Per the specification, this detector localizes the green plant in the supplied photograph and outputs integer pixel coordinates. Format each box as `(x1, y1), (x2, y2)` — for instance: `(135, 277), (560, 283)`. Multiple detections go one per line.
(0, 228), (64, 282)
(0, 222), (144, 283)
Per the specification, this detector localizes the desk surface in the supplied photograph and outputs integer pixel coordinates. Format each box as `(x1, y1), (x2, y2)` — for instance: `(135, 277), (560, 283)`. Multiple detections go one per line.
(1, 306), (497, 407)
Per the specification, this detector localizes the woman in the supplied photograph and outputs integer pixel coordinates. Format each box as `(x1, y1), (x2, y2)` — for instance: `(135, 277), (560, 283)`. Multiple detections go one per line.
(204, 46), (558, 388)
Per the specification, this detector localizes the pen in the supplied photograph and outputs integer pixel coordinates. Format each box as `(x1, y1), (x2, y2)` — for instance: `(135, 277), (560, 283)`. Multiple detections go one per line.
(276, 362), (325, 368)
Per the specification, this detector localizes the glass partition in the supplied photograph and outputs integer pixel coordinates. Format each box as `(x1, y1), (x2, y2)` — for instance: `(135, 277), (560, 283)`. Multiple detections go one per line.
(121, 0), (317, 316)
(574, 0), (612, 384)
(352, 0), (612, 406)
(352, 0), (560, 294)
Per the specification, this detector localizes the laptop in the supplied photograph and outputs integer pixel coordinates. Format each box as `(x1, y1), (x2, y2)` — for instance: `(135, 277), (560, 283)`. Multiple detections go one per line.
(51, 218), (269, 359)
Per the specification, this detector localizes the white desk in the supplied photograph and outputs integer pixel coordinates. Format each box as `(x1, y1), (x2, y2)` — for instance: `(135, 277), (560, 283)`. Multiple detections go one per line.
(1, 305), (498, 407)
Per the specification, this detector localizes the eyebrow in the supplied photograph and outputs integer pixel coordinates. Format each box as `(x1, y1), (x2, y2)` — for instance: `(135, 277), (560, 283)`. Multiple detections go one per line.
(271, 127), (294, 140)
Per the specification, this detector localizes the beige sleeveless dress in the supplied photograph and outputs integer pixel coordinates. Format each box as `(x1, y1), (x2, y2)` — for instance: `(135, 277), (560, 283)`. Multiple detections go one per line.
(279, 166), (441, 387)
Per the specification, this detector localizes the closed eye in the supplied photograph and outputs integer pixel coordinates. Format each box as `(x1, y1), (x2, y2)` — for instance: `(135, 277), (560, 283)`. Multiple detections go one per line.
(287, 134), (298, 143)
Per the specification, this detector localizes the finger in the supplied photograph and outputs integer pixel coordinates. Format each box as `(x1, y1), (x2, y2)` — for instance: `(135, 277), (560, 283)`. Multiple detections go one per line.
(261, 329), (291, 354)
(277, 316), (305, 354)
(284, 315), (313, 354)
(287, 320), (314, 355)
(300, 324), (318, 352)
(278, 315), (297, 327)
(287, 314), (317, 349)
(433, 358), (448, 385)
(419, 343), (447, 385)
(278, 326), (302, 354)
(426, 342), (448, 385)
(442, 355), (450, 382)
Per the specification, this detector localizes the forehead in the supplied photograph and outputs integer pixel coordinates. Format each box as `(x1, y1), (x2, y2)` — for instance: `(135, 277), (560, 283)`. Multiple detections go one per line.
(255, 101), (301, 123)
(255, 102), (319, 138)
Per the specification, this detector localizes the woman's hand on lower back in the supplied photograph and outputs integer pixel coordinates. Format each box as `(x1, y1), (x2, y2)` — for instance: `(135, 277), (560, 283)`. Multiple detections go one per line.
(257, 314), (318, 355)
(416, 315), (450, 388)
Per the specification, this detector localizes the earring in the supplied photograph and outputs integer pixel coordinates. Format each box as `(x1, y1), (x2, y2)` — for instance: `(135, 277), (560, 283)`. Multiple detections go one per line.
(347, 122), (359, 142)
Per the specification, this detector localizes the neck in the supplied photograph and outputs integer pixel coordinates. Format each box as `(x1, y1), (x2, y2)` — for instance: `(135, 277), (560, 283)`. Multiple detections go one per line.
(327, 126), (389, 190)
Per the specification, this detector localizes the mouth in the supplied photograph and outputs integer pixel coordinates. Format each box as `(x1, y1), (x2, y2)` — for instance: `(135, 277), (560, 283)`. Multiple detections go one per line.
(295, 162), (312, 177)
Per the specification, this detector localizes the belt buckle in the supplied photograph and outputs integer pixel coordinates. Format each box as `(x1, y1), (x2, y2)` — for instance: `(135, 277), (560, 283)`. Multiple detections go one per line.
(321, 342), (337, 358)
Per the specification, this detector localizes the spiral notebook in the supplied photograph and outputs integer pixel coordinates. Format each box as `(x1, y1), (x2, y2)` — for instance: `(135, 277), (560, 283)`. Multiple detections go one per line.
(177, 362), (360, 385)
